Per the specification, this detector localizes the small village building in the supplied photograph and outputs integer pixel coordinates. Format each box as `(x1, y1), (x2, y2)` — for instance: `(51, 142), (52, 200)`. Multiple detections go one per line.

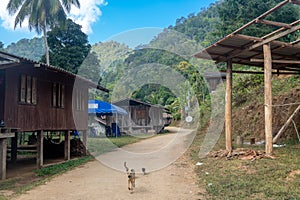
(88, 99), (127, 137)
(204, 72), (226, 92)
(0, 51), (108, 179)
(113, 98), (166, 134)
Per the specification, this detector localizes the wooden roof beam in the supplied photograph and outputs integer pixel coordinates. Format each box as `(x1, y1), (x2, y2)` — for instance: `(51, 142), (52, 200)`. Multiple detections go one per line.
(262, 19), (300, 40)
(256, 19), (292, 28)
(291, 38), (300, 45)
(231, 0), (290, 35)
(249, 24), (300, 50)
(0, 52), (20, 63)
(220, 70), (300, 75)
(291, 0), (300, 5)
(251, 58), (300, 64)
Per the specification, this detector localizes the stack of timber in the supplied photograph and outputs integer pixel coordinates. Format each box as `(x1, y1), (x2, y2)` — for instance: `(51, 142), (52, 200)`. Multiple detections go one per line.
(209, 148), (275, 161)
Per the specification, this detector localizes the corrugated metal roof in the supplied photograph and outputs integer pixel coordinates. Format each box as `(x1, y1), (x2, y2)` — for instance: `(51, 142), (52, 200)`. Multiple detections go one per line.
(0, 50), (109, 92)
(194, 34), (300, 72)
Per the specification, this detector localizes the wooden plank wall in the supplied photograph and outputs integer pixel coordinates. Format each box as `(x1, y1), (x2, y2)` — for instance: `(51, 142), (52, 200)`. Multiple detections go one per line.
(4, 64), (89, 132)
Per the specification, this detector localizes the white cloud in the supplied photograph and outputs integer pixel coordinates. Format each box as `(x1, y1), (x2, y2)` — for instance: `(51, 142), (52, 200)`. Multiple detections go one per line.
(0, 0), (29, 31)
(0, 0), (107, 34)
(69, 0), (107, 34)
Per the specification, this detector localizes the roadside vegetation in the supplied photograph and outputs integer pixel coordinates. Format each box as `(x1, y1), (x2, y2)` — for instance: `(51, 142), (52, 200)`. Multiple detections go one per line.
(191, 74), (300, 199)
(191, 129), (300, 199)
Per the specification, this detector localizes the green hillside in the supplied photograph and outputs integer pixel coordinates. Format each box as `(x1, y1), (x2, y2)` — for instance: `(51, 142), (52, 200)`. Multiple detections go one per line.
(4, 37), (44, 61)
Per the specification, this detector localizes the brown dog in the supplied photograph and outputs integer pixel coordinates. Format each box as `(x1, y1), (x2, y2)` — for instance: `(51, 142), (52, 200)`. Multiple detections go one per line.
(124, 162), (135, 191)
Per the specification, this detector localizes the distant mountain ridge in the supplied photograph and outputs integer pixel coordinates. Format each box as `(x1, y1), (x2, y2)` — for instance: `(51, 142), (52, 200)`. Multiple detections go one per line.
(4, 37), (45, 62)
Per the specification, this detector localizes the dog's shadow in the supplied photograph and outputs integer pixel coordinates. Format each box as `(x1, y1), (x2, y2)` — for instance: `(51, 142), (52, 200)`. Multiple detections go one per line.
(132, 185), (150, 194)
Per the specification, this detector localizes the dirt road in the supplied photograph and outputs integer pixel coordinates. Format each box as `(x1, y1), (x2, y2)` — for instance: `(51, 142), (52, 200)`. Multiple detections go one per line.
(13, 127), (204, 200)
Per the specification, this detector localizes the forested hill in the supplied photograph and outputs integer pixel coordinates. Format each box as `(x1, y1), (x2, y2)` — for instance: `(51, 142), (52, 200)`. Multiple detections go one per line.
(3, 37), (44, 62)
(3, 0), (299, 63)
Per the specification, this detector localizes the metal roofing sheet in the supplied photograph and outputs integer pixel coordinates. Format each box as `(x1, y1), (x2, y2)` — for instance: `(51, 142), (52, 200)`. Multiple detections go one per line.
(194, 34), (300, 72)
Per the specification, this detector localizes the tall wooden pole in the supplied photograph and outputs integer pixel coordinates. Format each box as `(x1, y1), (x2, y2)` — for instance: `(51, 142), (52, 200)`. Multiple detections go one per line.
(11, 132), (18, 163)
(0, 138), (7, 180)
(37, 130), (44, 168)
(82, 130), (87, 156)
(263, 43), (273, 155)
(225, 59), (233, 152)
(64, 130), (70, 161)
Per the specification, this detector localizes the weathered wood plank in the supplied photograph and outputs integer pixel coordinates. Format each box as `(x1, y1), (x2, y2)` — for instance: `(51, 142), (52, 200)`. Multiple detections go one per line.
(249, 24), (300, 50)
(256, 19), (292, 28)
(251, 59), (300, 64)
(264, 43), (273, 155)
(232, 0), (290, 34)
(225, 60), (233, 152)
(64, 131), (70, 161)
(273, 105), (300, 143)
(36, 131), (43, 169)
(0, 138), (7, 180)
(0, 133), (15, 138)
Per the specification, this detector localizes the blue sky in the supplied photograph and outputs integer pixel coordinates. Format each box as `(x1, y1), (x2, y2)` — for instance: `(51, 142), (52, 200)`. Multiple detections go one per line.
(0, 0), (217, 48)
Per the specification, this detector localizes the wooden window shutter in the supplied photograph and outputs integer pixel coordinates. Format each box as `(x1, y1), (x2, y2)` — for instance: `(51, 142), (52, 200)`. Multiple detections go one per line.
(61, 84), (65, 108)
(20, 74), (26, 103)
(52, 83), (57, 107)
(31, 77), (37, 104)
(26, 76), (32, 103)
(57, 83), (61, 107)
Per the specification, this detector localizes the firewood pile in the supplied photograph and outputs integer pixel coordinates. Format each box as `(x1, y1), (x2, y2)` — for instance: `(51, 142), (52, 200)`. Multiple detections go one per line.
(71, 139), (87, 157)
(209, 148), (275, 161)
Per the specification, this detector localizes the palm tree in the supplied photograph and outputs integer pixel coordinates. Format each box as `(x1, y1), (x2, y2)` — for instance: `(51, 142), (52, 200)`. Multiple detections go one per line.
(6, 0), (80, 65)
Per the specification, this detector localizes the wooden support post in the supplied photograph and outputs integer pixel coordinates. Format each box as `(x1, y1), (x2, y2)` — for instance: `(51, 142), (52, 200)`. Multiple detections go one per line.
(0, 138), (7, 180)
(11, 132), (18, 163)
(64, 131), (70, 160)
(264, 43), (273, 155)
(82, 130), (87, 156)
(273, 105), (300, 143)
(36, 130), (44, 168)
(225, 59), (233, 152)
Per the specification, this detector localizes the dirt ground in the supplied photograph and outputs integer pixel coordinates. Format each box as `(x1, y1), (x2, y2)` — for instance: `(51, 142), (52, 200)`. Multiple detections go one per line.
(11, 127), (204, 200)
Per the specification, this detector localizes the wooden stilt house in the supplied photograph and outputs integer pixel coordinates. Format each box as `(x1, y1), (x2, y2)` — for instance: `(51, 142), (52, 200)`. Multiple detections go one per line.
(0, 51), (108, 179)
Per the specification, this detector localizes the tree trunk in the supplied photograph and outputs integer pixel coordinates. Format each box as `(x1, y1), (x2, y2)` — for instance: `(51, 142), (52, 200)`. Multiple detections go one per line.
(43, 26), (49, 65)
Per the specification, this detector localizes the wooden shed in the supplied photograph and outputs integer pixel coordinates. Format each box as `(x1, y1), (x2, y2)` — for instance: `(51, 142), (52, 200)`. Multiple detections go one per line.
(204, 72), (226, 92)
(194, 0), (300, 155)
(0, 51), (108, 179)
(113, 98), (165, 134)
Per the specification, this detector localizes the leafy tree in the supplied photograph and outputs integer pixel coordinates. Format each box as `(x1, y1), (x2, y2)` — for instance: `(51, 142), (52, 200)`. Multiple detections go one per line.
(6, 0), (80, 65)
(0, 41), (3, 49)
(41, 19), (91, 74)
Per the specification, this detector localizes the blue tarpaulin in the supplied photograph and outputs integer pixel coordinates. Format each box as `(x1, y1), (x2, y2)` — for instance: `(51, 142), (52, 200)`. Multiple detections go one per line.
(88, 100), (127, 115)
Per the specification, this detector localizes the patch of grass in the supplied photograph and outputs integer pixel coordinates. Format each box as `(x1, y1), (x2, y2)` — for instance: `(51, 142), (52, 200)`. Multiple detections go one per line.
(87, 134), (153, 156)
(34, 156), (93, 177)
(191, 128), (300, 199)
(0, 179), (19, 191)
